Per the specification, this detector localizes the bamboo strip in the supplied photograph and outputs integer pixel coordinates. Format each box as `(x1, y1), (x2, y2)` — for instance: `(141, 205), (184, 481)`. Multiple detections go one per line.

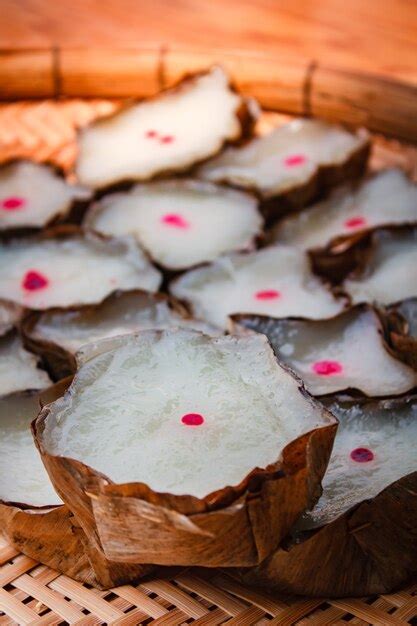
(0, 50), (54, 98)
(191, 608), (231, 625)
(330, 600), (409, 626)
(211, 574), (287, 615)
(0, 587), (40, 625)
(174, 573), (247, 616)
(311, 67), (417, 143)
(60, 48), (160, 97)
(0, 556), (38, 588)
(268, 600), (324, 626)
(139, 579), (208, 619)
(48, 576), (124, 621)
(112, 585), (168, 619)
(225, 605), (265, 624)
(11, 574), (84, 623)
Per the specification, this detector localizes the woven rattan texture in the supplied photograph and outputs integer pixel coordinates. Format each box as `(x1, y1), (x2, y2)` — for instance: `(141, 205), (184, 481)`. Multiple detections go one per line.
(0, 99), (416, 625)
(1, 537), (417, 625)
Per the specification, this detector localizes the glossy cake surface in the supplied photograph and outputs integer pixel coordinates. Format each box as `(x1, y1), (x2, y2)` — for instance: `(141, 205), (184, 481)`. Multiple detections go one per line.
(172, 246), (344, 328)
(233, 307), (416, 396)
(343, 230), (417, 305)
(307, 397), (417, 527)
(30, 290), (218, 354)
(0, 332), (51, 396)
(271, 169), (417, 249)
(76, 68), (250, 188)
(0, 161), (90, 229)
(44, 330), (327, 498)
(0, 236), (161, 309)
(0, 393), (61, 507)
(199, 119), (367, 198)
(86, 180), (262, 270)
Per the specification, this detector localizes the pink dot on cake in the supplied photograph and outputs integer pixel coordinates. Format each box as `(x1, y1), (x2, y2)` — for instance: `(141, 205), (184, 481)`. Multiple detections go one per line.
(283, 154), (307, 167)
(161, 213), (189, 229)
(255, 289), (281, 300)
(344, 216), (367, 229)
(181, 413), (205, 426)
(22, 270), (49, 292)
(1, 196), (26, 210)
(350, 447), (374, 463)
(312, 360), (343, 376)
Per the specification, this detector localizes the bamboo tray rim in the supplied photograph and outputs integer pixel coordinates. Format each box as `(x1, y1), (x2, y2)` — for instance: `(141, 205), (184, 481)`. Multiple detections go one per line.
(2, 43), (417, 82)
(1, 45), (417, 143)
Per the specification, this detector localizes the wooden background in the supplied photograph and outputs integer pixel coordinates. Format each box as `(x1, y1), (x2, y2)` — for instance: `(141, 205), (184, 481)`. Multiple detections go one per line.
(1, 0), (416, 85)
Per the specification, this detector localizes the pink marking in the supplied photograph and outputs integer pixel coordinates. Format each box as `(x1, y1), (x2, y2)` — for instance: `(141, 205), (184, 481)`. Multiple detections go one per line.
(22, 270), (49, 291)
(255, 289), (281, 301)
(144, 131), (175, 144)
(283, 154), (307, 168)
(344, 216), (367, 230)
(1, 196), (26, 211)
(161, 213), (189, 229)
(181, 413), (204, 426)
(312, 360), (343, 376)
(350, 447), (374, 463)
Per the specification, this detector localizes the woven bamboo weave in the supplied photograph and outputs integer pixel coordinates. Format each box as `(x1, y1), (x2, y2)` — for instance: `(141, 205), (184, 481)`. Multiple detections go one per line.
(0, 99), (416, 626)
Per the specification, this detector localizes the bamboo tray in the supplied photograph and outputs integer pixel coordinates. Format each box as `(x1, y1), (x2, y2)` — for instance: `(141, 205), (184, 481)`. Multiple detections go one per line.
(0, 50), (416, 625)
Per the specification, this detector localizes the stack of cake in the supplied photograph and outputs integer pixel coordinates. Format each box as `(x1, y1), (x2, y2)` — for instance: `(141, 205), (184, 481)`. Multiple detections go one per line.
(0, 66), (415, 597)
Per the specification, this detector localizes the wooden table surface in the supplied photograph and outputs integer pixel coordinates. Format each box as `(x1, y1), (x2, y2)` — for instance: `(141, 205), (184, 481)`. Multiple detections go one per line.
(1, 0), (416, 85)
